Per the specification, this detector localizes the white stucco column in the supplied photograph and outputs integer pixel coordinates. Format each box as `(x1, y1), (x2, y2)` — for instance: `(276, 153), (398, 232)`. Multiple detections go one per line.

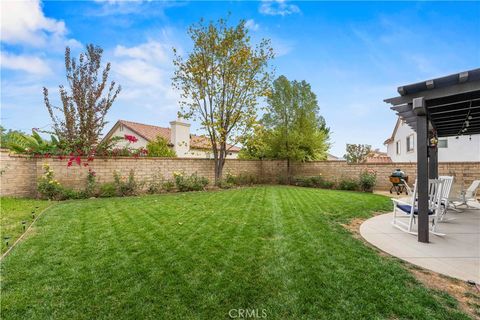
(170, 119), (191, 157)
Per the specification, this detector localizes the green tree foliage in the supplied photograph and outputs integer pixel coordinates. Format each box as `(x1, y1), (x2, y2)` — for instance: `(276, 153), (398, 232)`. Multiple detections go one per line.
(241, 76), (330, 180)
(238, 124), (270, 159)
(43, 44), (121, 151)
(3, 129), (60, 155)
(147, 136), (177, 157)
(173, 17), (274, 184)
(344, 144), (372, 163)
(0, 126), (26, 149)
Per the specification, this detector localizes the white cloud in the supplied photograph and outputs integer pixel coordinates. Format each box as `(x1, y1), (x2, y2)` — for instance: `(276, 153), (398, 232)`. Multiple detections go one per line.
(115, 59), (164, 85)
(0, 0), (79, 48)
(259, 0), (300, 16)
(0, 52), (51, 75)
(114, 40), (170, 63)
(245, 19), (260, 31)
(110, 39), (180, 117)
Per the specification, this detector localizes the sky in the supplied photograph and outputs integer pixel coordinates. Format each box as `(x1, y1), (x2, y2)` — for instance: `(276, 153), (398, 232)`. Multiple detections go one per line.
(1, 0), (479, 157)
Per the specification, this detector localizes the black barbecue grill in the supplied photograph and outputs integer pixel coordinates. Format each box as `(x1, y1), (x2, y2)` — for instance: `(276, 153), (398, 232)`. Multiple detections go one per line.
(389, 169), (409, 195)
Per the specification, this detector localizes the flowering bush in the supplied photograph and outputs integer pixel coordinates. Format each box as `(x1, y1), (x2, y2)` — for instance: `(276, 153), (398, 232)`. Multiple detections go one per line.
(84, 169), (97, 197)
(8, 132), (148, 168)
(173, 171), (209, 192)
(124, 134), (138, 143)
(37, 163), (63, 200)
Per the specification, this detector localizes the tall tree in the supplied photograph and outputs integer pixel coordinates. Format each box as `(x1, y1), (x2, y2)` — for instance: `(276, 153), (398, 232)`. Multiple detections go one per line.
(262, 76), (330, 181)
(238, 124), (270, 160)
(173, 17), (274, 184)
(344, 144), (372, 163)
(43, 44), (121, 151)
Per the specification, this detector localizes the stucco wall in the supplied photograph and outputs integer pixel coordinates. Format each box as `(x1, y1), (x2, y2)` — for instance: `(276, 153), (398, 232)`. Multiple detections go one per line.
(1, 150), (478, 197)
(386, 120), (480, 162)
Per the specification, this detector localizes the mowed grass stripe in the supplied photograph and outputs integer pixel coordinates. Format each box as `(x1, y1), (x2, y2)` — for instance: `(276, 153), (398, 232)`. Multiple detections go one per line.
(0, 187), (470, 320)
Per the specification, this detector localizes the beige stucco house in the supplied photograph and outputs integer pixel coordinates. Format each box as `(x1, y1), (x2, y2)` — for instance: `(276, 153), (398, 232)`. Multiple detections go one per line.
(102, 119), (241, 158)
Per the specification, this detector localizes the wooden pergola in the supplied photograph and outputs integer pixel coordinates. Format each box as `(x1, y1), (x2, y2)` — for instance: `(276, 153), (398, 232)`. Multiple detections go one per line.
(385, 68), (480, 243)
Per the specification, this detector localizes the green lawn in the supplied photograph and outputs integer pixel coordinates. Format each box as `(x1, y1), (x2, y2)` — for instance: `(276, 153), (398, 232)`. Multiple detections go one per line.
(0, 197), (51, 253)
(0, 186), (469, 319)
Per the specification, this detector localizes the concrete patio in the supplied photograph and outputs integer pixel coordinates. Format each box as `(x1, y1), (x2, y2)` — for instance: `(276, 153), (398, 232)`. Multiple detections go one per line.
(360, 203), (480, 283)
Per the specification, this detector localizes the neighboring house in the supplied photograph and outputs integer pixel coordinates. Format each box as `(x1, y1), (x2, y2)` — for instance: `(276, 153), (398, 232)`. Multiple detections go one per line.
(365, 149), (392, 163)
(327, 153), (344, 161)
(384, 117), (480, 162)
(102, 119), (241, 159)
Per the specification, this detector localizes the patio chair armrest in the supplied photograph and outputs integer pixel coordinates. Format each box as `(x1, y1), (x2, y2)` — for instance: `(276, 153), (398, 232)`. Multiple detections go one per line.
(391, 199), (410, 206)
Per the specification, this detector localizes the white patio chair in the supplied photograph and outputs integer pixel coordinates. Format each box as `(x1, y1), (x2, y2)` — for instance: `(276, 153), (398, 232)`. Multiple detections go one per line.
(451, 180), (480, 209)
(391, 179), (445, 236)
(438, 176), (455, 221)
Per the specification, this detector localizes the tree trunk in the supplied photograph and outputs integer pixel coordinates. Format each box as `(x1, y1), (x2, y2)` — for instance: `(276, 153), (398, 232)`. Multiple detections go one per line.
(214, 147), (226, 185)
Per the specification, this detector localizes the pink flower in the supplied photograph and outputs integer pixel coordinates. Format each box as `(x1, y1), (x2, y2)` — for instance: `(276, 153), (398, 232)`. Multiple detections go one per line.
(124, 134), (138, 143)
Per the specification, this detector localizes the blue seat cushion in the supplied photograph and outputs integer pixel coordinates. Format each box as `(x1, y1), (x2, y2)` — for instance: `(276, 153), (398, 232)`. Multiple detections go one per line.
(397, 204), (434, 215)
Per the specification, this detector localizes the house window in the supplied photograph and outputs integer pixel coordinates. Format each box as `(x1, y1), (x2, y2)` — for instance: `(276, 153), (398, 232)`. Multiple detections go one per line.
(406, 134), (414, 152)
(438, 139), (448, 148)
(119, 125), (124, 132)
(396, 140), (401, 155)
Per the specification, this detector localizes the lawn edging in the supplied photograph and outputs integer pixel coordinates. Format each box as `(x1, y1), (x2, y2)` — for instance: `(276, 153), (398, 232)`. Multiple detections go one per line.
(0, 202), (56, 261)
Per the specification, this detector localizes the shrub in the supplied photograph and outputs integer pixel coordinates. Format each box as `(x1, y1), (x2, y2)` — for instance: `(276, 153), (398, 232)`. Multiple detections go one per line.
(173, 171), (209, 192)
(98, 183), (117, 198)
(113, 170), (140, 196)
(37, 164), (64, 200)
(146, 172), (165, 194)
(60, 188), (80, 200)
(319, 180), (335, 189)
(84, 169), (97, 197)
(218, 180), (234, 189)
(359, 169), (377, 192)
(276, 175), (288, 185)
(337, 178), (359, 191)
(162, 180), (175, 192)
(147, 136), (176, 157)
(219, 172), (259, 188)
(37, 163), (84, 200)
(229, 172), (259, 186)
(293, 176), (328, 188)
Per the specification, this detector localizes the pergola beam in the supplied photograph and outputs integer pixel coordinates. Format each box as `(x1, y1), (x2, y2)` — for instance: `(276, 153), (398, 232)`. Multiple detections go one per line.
(385, 81), (480, 105)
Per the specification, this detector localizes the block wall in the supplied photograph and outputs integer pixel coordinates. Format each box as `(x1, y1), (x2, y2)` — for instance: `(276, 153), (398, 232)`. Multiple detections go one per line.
(1, 150), (478, 197)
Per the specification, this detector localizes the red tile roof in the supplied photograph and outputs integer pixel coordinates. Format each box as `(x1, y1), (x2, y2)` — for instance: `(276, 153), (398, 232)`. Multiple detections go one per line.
(365, 150), (392, 163)
(110, 120), (241, 152)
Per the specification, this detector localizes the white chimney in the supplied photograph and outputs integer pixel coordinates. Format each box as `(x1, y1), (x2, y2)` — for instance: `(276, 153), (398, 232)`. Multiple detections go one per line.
(170, 118), (191, 157)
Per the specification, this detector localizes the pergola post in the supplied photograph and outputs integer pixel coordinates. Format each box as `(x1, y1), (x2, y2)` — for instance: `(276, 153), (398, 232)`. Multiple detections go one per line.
(413, 97), (429, 243)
